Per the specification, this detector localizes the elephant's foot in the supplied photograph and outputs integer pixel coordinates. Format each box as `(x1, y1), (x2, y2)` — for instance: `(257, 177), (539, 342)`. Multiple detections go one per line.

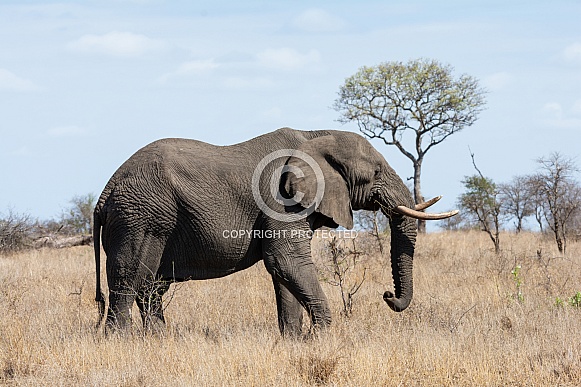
(103, 301), (133, 336)
(104, 316), (132, 336)
(280, 319), (303, 338)
(141, 314), (167, 335)
(306, 320), (331, 338)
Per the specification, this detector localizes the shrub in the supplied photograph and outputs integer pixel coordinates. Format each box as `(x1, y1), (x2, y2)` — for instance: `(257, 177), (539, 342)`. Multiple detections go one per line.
(0, 211), (35, 253)
(59, 193), (96, 235)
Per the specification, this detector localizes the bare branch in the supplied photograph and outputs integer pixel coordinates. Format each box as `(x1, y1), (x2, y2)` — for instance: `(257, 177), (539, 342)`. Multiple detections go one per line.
(469, 148), (485, 179)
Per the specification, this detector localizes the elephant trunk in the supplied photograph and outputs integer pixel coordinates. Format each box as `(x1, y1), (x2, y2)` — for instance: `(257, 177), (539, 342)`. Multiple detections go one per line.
(382, 209), (417, 312)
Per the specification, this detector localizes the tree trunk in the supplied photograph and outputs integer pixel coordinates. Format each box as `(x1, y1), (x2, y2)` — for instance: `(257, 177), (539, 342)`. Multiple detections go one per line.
(34, 235), (93, 249)
(516, 217), (523, 233)
(553, 217), (564, 254)
(535, 208), (544, 232)
(413, 161), (426, 234)
(555, 235), (564, 254)
(372, 212), (384, 255)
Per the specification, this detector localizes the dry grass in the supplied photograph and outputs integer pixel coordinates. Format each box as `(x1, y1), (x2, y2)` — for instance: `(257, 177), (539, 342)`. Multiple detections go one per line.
(0, 231), (580, 386)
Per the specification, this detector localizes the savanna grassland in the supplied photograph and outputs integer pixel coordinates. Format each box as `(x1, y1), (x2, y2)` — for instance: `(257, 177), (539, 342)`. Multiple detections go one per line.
(0, 231), (580, 386)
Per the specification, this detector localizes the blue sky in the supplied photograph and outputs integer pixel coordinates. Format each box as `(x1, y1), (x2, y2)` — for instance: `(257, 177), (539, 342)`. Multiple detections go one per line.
(1, 0), (580, 223)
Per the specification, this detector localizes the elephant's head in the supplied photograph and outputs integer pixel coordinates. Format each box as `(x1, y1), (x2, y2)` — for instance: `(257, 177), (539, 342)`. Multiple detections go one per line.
(282, 131), (456, 312)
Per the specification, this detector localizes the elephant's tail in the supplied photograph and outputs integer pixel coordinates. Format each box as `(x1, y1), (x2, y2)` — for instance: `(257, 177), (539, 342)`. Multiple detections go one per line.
(94, 209), (106, 329)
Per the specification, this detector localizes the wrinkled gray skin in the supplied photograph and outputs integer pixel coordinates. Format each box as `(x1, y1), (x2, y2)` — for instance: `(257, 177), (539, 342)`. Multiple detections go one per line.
(94, 128), (417, 335)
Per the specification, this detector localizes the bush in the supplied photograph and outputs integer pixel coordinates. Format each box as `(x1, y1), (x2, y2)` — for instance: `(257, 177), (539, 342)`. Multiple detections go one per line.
(59, 193), (96, 235)
(0, 211), (35, 253)
(0, 193), (97, 253)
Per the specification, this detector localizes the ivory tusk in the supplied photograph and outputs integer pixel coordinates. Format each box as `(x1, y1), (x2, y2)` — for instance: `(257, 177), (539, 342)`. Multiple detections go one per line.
(414, 195), (443, 211)
(393, 206), (459, 220)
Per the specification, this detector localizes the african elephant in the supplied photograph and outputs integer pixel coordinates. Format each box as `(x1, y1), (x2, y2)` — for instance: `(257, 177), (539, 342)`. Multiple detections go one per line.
(94, 128), (456, 335)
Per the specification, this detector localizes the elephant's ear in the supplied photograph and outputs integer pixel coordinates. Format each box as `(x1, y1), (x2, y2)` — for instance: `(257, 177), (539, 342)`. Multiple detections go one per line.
(283, 136), (353, 229)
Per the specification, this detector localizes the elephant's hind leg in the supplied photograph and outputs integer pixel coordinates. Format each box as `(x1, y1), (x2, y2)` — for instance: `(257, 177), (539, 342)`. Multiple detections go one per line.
(105, 232), (165, 334)
(105, 287), (134, 334)
(136, 279), (170, 334)
(105, 253), (138, 334)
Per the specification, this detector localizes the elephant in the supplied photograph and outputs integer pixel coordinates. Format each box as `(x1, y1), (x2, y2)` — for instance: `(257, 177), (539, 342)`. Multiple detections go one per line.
(93, 127), (456, 335)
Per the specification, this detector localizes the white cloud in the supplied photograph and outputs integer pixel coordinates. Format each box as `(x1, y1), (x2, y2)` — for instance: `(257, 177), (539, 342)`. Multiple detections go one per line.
(159, 48), (321, 87)
(47, 125), (88, 137)
(221, 76), (274, 90)
(483, 72), (512, 91)
(541, 102), (581, 129)
(173, 59), (219, 76)
(158, 59), (219, 83)
(292, 9), (345, 33)
(256, 48), (321, 71)
(68, 31), (165, 57)
(0, 68), (38, 92)
(542, 102), (563, 117)
(564, 42), (581, 63)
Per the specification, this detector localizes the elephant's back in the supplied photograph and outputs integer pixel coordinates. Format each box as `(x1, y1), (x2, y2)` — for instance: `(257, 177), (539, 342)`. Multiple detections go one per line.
(108, 128), (331, 181)
(95, 128), (334, 223)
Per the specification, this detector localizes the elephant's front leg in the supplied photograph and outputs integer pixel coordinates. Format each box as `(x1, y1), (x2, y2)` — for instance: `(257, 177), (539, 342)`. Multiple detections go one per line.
(272, 276), (304, 337)
(264, 233), (331, 332)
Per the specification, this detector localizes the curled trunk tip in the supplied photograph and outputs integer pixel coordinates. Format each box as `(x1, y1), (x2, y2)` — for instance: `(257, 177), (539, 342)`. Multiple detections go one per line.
(383, 290), (411, 312)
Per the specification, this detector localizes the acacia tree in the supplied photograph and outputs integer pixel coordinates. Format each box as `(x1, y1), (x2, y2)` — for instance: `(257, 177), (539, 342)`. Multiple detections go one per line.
(334, 58), (487, 232)
(60, 193), (96, 235)
(457, 152), (505, 253)
(498, 175), (535, 233)
(528, 153), (581, 254)
(459, 174), (504, 254)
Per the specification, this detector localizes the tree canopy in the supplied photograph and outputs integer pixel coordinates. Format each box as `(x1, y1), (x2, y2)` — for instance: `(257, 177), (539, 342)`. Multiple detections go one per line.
(334, 58), (487, 232)
(459, 174), (503, 253)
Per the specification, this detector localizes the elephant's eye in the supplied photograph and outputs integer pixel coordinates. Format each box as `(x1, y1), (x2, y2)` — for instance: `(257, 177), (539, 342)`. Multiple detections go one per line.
(374, 166), (381, 177)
